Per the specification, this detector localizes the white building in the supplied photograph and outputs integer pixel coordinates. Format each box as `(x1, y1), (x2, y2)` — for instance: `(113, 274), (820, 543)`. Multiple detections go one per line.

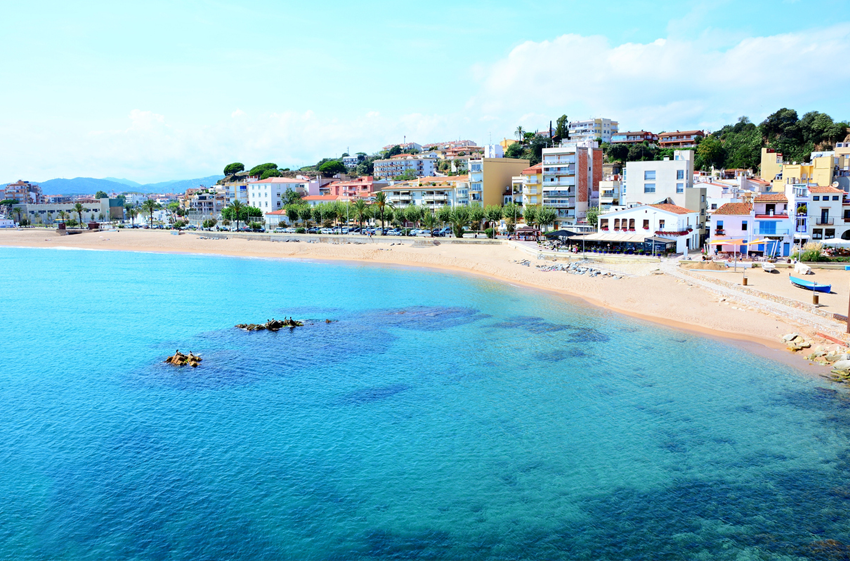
(382, 176), (469, 210)
(598, 203), (700, 253)
(247, 177), (309, 212)
(598, 176), (622, 210)
(568, 118), (619, 144)
(708, 193), (795, 257)
(483, 144), (504, 158)
(343, 155), (362, 168)
(623, 151), (695, 206)
(541, 140), (602, 227)
(373, 154), (438, 180)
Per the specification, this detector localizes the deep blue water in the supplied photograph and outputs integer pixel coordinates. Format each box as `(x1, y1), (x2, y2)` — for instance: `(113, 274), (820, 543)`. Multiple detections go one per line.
(2, 246), (850, 560)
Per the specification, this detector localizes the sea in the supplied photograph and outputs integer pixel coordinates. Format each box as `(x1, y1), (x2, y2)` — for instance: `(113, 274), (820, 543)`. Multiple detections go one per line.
(1, 246), (849, 560)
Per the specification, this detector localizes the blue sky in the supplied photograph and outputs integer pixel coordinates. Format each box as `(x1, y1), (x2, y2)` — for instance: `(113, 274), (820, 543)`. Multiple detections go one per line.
(1, 0), (848, 182)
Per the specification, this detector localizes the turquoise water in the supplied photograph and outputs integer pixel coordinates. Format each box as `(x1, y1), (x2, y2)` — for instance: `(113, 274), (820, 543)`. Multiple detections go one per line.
(1, 247), (850, 560)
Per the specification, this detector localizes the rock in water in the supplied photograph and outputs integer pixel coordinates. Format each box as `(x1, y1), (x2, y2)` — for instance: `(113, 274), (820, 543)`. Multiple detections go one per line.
(165, 351), (202, 367)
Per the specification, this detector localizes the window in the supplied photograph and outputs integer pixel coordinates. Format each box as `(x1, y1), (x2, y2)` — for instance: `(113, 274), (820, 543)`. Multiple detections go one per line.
(677, 170), (685, 180)
(716, 220), (724, 230)
(711, 203), (717, 210)
(759, 221), (776, 235)
(643, 219), (649, 230)
(676, 183), (684, 193)
(644, 170), (656, 180)
(742, 221), (747, 231)
(813, 196), (820, 201)
(659, 219), (666, 229)
(644, 183), (656, 193)
(834, 196), (841, 201)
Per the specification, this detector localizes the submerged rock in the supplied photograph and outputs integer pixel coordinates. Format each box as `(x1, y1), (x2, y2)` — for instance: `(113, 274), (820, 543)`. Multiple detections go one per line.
(237, 318), (303, 332)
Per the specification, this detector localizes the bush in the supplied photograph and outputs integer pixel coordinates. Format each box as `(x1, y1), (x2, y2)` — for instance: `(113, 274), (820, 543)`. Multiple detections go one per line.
(249, 221), (263, 231)
(794, 242), (828, 262)
(296, 227), (306, 233)
(202, 219), (217, 228)
(484, 227), (495, 239)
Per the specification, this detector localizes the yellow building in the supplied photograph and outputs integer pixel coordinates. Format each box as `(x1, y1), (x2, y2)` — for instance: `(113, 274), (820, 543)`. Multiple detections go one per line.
(499, 138), (518, 152)
(468, 158), (530, 207)
(512, 163), (543, 210)
(761, 147), (838, 191)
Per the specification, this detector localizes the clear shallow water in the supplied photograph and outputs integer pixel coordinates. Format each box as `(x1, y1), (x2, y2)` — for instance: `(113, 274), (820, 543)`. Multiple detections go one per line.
(1, 247), (850, 560)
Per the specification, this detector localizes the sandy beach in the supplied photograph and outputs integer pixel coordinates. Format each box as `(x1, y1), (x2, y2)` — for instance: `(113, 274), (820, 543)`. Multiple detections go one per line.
(2, 228), (846, 367)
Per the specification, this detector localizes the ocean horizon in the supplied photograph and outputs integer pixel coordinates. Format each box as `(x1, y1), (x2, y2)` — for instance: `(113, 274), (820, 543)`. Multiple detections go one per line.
(1, 246), (849, 560)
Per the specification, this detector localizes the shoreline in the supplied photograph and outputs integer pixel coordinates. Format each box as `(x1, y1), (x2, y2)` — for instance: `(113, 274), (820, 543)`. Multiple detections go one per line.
(1, 229), (842, 374)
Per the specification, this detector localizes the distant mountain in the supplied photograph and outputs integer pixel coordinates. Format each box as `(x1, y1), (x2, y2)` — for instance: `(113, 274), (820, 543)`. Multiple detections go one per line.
(103, 177), (142, 187)
(18, 175), (225, 195)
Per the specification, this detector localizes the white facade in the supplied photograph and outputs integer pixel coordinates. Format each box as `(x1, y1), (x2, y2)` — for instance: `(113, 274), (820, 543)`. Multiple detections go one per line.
(373, 155), (438, 180)
(599, 204), (700, 253)
(598, 178), (621, 210)
(483, 144), (504, 158)
(568, 118), (619, 144)
(0, 218), (15, 228)
(709, 197), (795, 257)
(343, 155), (361, 168)
(247, 178), (309, 211)
(541, 140), (600, 226)
(623, 151), (695, 206)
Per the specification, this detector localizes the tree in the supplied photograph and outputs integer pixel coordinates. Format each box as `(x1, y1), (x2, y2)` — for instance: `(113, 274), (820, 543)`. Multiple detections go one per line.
(73, 202), (85, 226)
(405, 204), (423, 228)
(524, 206), (538, 228)
(469, 205), (486, 231)
(450, 206), (471, 238)
(260, 169), (282, 180)
(553, 115), (569, 143)
(485, 205), (503, 230)
(422, 211), (437, 232)
(248, 163), (278, 177)
(585, 206), (600, 227)
(298, 206), (313, 226)
(58, 210), (67, 224)
(515, 126), (524, 142)
(318, 160), (346, 177)
(374, 192), (388, 229)
(606, 143), (630, 163)
(141, 199), (159, 226)
(695, 136), (725, 170)
(393, 169), (418, 181)
(223, 200), (244, 230)
(353, 199), (369, 230)
(538, 207), (556, 231)
(285, 205), (300, 226)
(385, 145), (402, 158)
(503, 202), (521, 232)
(281, 189), (303, 206)
(94, 190), (108, 199)
(437, 205), (452, 226)
(224, 162), (245, 176)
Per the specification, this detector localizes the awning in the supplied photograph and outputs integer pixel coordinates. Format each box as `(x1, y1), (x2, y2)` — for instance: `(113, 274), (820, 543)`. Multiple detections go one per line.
(579, 232), (648, 243)
(644, 236), (677, 245)
(744, 238), (771, 246)
(708, 239), (745, 245)
(544, 229), (581, 239)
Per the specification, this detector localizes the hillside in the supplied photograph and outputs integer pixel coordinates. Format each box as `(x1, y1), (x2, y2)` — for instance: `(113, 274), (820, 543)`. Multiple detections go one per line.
(15, 175), (225, 195)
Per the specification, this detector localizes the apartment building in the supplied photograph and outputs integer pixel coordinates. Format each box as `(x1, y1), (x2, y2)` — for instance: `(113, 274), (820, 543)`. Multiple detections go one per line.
(540, 140), (602, 228)
(568, 118), (619, 144)
(511, 163), (543, 210)
(467, 157), (530, 207)
(4, 180), (43, 204)
(708, 193), (795, 257)
(247, 177), (309, 211)
(321, 176), (387, 200)
(790, 184), (848, 242)
(760, 147), (848, 191)
(382, 142), (422, 152)
(598, 176), (622, 210)
(658, 130), (706, 149)
(373, 154), (438, 180)
(611, 131), (658, 145)
(381, 176), (469, 210)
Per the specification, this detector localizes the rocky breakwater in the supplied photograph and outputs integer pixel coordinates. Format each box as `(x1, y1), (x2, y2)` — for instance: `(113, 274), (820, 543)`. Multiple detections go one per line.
(535, 261), (623, 279)
(236, 318), (304, 332)
(164, 350), (203, 368)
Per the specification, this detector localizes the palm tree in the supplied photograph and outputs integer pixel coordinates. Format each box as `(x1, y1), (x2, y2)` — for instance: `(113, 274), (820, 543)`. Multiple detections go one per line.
(422, 211), (437, 233)
(228, 200), (244, 231)
(353, 199), (368, 230)
(58, 210), (67, 225)
(73, 203), (84, 226)
(141, 199), (158, 227)
(450, 206), (471, 239)
(374, 192), (388, 230)
(515, 126), (524, 142)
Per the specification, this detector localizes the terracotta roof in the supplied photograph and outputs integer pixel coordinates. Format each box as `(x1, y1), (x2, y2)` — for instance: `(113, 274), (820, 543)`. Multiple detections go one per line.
(753, 193), (788, 202)
(659, 130), (705, 137)
(713, 202), (753, 216)
(522, 163), (543, 175)
(808, 185), (844, 194)
(302, 195), (339, 201)
(649, 203), (694, 215)
(265, 210), (288, 215)
(749, 178), (770, 185)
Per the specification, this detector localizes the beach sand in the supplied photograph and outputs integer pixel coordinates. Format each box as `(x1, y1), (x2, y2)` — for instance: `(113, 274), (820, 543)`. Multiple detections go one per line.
(2, 229), (843, 368)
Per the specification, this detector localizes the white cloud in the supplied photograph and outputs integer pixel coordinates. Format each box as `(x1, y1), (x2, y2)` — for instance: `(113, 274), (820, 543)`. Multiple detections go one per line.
(231, 109), (246, 118)
(472, 23), (850, 132)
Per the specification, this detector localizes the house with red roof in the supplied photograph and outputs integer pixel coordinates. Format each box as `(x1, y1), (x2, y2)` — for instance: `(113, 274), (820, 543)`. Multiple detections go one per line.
(596, 203), (700, 253)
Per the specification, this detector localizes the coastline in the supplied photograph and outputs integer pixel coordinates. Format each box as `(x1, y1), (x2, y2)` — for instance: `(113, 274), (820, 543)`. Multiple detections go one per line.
(1, 229), (842, 371)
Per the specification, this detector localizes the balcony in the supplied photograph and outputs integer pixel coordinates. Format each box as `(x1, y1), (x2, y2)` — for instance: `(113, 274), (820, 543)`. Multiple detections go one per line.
(524, 188), (539, 195)
(714, 229), (726, 236)
(755, 227), (790, 236)
(544, 178), (576, 187)
(542, 156), (575, 165)
(816, 217), (835, 225)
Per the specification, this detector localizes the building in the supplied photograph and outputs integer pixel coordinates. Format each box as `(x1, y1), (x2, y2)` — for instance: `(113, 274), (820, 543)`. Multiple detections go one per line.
(19, 198), (122, 225)
(568, 118), (619, 144)
(220, 172), (258, 204)
(373, 154), (438, 180)
(342, 155), (363, 168)
(793, 184), (848, 242)
(381, 176), (469, 210)
(302, 194), (340, 207)
(4, 180), (43, 204)
(247, 177), (309, 212)
(422, 140), (477, 151)
(540, 140), (603, 227)
(598, 176), (622, 210)
(760, 147), (847, 192)
(597, 203), (700, 253)
(611, 131), (658, 145)
(321, 176), (387, 200)
(382, 142), (422, 152)
(511, 164), (543, 210)
(708, 194), (795, 257)
(483, 145), (504, 159)
(658, 130), (706, 149)
(467, 157), (530, 207)
(623, 151), (695, 206)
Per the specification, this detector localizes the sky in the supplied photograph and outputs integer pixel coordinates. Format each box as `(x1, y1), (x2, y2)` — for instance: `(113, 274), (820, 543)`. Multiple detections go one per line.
(1, 0), (849, 183)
